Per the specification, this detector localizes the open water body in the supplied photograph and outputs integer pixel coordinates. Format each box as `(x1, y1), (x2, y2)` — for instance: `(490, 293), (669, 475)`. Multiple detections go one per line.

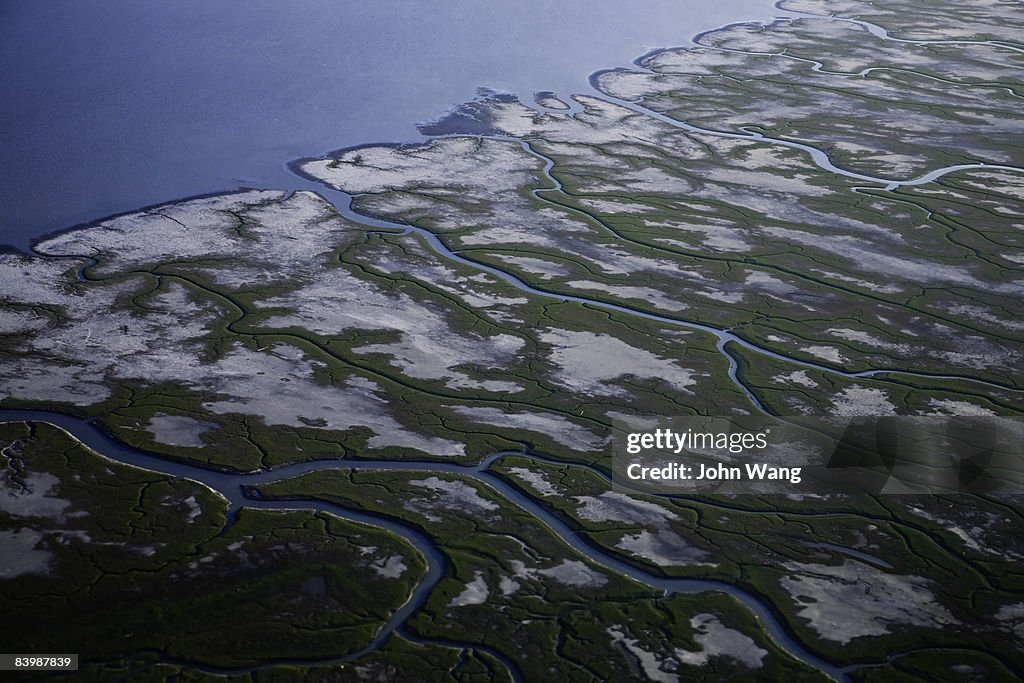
(0, 0), (783, 249)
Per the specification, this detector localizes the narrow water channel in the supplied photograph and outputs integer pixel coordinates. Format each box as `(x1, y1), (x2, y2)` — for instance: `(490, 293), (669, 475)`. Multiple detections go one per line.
(1, 408), (891, 681)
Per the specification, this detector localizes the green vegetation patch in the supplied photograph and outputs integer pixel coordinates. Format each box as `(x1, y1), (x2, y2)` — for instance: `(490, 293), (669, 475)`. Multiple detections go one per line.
(0, 421), (425, 670)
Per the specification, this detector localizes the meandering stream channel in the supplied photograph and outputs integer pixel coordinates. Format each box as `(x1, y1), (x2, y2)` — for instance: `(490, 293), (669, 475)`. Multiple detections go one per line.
(1, 408), (878, 681)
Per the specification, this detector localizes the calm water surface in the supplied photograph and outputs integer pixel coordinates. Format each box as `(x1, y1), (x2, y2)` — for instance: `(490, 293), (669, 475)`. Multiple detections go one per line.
(1, 0), (782, 248)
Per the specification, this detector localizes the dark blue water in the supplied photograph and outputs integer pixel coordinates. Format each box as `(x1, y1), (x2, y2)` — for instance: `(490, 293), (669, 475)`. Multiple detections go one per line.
(1, 0), (780, 249)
